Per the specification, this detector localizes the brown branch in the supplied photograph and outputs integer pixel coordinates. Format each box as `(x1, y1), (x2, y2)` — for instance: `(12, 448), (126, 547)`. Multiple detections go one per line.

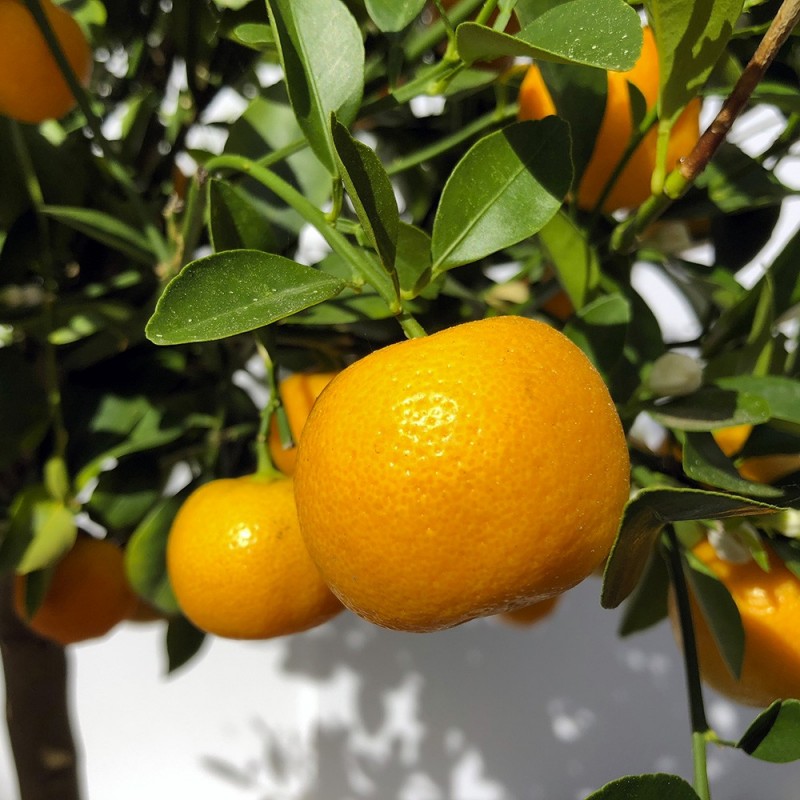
(0, 577), (81, 800)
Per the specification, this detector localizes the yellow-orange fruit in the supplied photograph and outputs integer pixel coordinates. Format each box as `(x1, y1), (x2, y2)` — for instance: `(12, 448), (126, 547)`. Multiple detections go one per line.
(294, 315), (630, 632)
(498, 596), (560, 627)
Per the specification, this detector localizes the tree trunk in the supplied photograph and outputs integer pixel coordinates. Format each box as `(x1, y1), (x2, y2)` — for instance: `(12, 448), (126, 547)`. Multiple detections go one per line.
(0, 576), (81, 800)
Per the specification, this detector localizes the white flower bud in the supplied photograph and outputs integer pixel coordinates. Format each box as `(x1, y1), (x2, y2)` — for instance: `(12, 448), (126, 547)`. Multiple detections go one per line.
(647, 352), (703, 397)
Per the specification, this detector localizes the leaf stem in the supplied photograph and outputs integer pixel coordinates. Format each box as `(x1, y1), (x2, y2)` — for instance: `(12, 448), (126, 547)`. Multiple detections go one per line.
(253, 335), (283, 481)
(665, 527), (712, 800)
(610, 0), (800, 254)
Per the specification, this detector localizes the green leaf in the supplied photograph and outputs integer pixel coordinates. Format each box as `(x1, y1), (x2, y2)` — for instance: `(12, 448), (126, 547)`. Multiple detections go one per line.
(619, 546), (670, 636)
(459, 0), (642, 70)
(563, 294), (630, 378)
(40, 205), (155, 264)
(431, 118), (572, 273)
(267, 0), (364, 175)
(166, 615), (207, 674)
(682, 431), (784, 499)
(125, 495), (183, 616)
(364, 0), (426, 32)
(332, 115), (399, 273)
(602, 488), (782, 609)
(228, 22), (276, 49)
(88, 454), (163, 532)
(537, 211), (600, 310)
(207, 179), (280, 253)
(716, 375), (800, 427)
(2, 487), (78, 575)
(738, 700), (800, 762)
(648, 388), (772, 431)
(584, 773), (700, 800)
(684, 547), (745, 679)
(395, 223), (433, 297)
(146, 250), (345, 345)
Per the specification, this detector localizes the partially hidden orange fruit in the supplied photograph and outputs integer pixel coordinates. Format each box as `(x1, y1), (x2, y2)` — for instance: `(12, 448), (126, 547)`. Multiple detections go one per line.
(675, 538), (800, 707)
(166, 475), (342, 640)
(0, 0), (91, 124)
(518, 26), (700, 212)
(294, 315), (630, 632)
(14, 534), (137, 646)
(498, 596), (560, 627)
(269, 372), (337, 475)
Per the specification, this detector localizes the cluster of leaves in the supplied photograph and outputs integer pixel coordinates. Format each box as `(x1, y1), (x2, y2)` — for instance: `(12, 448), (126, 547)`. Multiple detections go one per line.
(1, 0), (800, 795)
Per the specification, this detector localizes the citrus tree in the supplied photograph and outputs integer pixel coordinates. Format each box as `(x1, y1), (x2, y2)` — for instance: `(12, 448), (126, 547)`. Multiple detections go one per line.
(1, 0), (800, 797)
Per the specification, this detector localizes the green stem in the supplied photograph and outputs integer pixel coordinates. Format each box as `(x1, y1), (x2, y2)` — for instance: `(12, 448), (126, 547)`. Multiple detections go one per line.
(404, 0), (485, 62)
(665, 527), (711, 800)
(610, 0), (800, 254)
(23, 0), (171, 266)
(386, 103), (518, 176)
(253, 336), (283, 480)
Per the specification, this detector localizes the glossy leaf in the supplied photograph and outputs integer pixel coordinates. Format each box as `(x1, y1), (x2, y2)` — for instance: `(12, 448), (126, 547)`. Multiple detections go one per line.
(684, 547), (745, 679)
(647, 387), (771, 431)
(619, 546), (670, 637)
(682, 431), (784, 499)
(40, 205), (155, 264)
(332, 116), (399, 272)
(395, 223), (433, 297)
(537, 211), (600, 310)
(125, 495), (183, 615)
(602, 488), (782, 609)
(166, 615), (207, 674)
(585, 773), (700, 800)
(431, 118), (571, 273)
(716, 375), (800, 427)
(739, 700), (800, 762)
(459, 0), (642, 69)
(207, 179), (280, 253)
(365, 0), (426, 32)
(563, 294), (630, 378)
(267, 0), (364, 174)
(146, 250), (345, 345)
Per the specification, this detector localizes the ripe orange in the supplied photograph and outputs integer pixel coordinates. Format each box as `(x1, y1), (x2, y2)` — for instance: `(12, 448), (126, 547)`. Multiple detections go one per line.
(518, 26), (701, 212)
(710, 424), (800, 484)
(498, 596), (560, 627)
(712, 424), (753, 458)
(268, 372), (337, 475)
(14, 534), (137, 646)
(294, 315), (630, 632)
(675, 538), (800, 707)
(166, 475), (342, 640)
(0, 0), (91, 124)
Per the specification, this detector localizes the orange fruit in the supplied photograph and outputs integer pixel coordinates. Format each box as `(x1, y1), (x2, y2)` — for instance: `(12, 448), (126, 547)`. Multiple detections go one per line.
(710, 424), (800, 484)
(268, 372), (337, 475)
(518, 26), (701, 212)
(498, 596), (560, 627)
(294, 315), (630, 632)
(166, 475), (342, 640)
(712, 424), (753, 458)
(0, 0), (91, 124)
(674, 539), (800, 707)
(14, 534), (137, 646)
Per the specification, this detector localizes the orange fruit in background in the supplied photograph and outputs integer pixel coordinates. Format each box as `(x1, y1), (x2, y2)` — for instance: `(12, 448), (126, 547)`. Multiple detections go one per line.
(498, 596), (560, 627)
(712, 424), (753, 458)
(674, 539), (800, 707)
(14, 534), (137, 646)
(268, 372), (337, 475)
(166, 475), (342, 640)
(518, 26), (701, 212)
(0, 0), (91, 124)
(294, 315), (630, 632)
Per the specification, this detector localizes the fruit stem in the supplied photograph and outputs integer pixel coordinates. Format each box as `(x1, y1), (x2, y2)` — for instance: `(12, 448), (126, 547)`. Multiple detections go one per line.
(609, 0), (800, 254)
(665, 527), (712, 800)
(253, 334), (283, 481)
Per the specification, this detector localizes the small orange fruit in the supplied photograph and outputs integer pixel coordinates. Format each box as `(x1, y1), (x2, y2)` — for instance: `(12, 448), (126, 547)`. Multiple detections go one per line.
(14, 534), (137, 646)
(0, 0), (92, 124)
(268, 372), (337, 475)
(498, 596), (560, 627)
(674, 538), (800, 707)
(518, 26), (700, 212)
(166, 475), (342, 640)
(294, 315), (630, 632)
(712, 424), (753, 458)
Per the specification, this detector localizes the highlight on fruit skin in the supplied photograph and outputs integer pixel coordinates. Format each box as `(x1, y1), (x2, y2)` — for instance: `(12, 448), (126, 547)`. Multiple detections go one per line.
(518, 25), (701, 213)
(670, 538), (800, 708)
(294, 315), (630, 633)
(166, 474), (343, 640)
(0, 0), (92, 124)
(14, 534), (138, 646)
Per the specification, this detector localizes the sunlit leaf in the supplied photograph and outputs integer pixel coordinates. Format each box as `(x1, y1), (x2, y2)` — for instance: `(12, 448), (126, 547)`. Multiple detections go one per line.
(739, 700), (800, 762)
(365, 0), (426, 32)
